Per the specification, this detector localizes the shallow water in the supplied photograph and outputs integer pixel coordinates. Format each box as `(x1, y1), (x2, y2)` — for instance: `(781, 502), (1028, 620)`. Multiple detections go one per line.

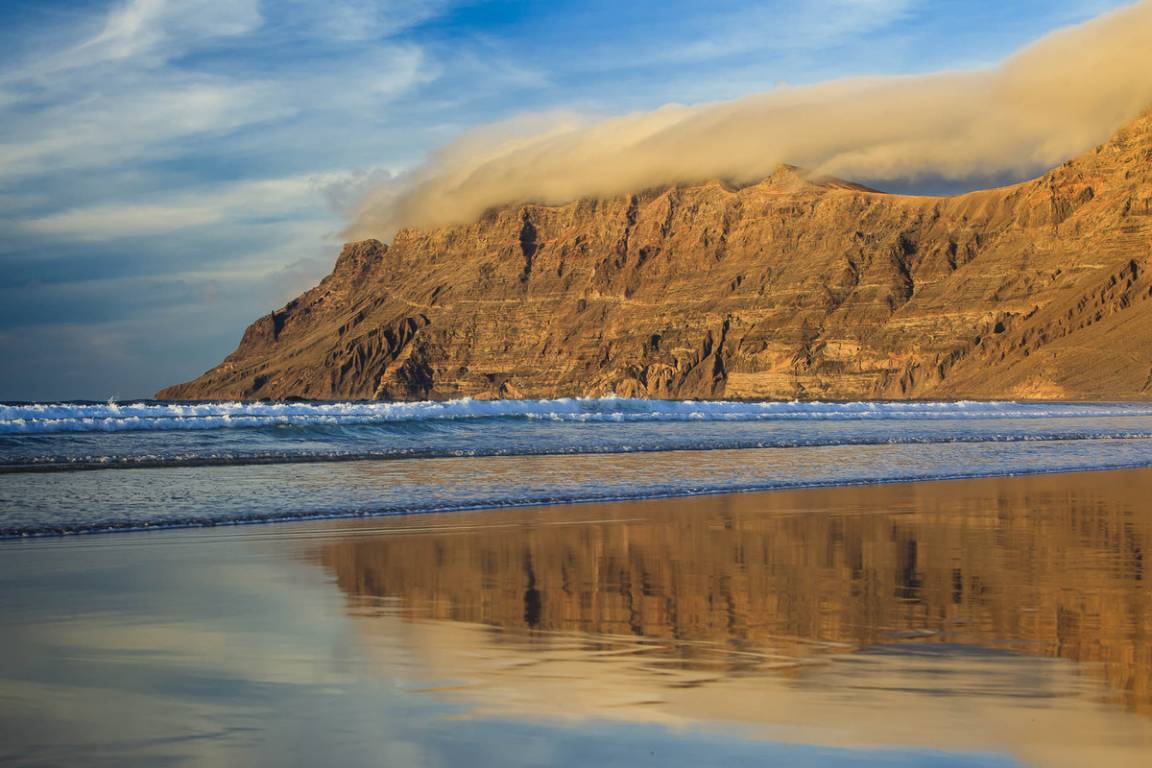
(1, 470), (1150, 767)
(5, 398), (1152, 535)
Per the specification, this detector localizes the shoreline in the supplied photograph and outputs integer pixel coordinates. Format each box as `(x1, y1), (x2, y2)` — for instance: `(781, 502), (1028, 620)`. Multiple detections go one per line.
(6, 462), (1152, 543)
(3, 466), (1151, 766)
(6, 429), (1152, 475)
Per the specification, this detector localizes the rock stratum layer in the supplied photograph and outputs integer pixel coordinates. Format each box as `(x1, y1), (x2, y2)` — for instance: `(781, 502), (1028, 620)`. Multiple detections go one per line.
(160, 111), (1152, 402)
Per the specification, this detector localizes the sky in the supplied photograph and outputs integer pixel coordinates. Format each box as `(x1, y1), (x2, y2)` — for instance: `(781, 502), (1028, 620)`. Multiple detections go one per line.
(0, 0), (1140, 401)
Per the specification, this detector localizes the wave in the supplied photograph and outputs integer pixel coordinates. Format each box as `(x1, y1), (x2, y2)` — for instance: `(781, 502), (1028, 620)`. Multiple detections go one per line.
(6, 398), (1152, 434)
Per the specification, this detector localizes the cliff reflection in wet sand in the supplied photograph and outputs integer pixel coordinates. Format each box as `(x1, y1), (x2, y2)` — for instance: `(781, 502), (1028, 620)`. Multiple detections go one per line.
(315, 469), (1152, 757)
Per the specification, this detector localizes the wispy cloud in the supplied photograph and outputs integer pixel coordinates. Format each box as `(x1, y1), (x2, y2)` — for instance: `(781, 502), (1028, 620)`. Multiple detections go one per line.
(279, 0), (458, 42)
(1, 0), (262, 83)
(0, 1), (438, 180)
(18, 174), (362, 241)
(646, 0), (917, 65)
(77, 0), (263, 63)
(0, 77), (286, 177)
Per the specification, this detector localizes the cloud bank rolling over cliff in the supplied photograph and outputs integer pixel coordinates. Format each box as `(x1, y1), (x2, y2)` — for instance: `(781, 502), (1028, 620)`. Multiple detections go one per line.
(349, 0), (1152, 239)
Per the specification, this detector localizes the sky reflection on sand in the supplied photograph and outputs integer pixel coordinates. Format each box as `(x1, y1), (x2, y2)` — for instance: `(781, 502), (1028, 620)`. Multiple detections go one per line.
(2, 470), (1152, 766)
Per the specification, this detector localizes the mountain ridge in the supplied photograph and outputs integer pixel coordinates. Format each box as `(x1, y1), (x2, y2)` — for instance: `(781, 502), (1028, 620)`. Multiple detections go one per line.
(158, 109), (1152, 402)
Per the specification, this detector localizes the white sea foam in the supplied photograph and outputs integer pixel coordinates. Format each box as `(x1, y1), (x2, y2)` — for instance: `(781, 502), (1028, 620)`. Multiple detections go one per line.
(3, 398), (1152, 434)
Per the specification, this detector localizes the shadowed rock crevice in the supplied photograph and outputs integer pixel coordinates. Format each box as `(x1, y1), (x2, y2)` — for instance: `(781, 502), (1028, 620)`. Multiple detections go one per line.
(518, 211), (539, 285)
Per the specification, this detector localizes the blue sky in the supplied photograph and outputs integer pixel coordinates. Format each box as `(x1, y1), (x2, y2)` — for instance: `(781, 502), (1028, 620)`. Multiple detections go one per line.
(0, 0), (1136, 400)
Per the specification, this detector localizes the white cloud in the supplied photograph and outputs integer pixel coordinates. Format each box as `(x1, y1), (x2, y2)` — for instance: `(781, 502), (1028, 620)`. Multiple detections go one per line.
(669, 0), (917, 63)
(80, 0), (263, 63)
(282, 0), (460, 42)
(0, 76), (288, 177)
(0, 1), (441, 181)
(18, 174), (358, 241)
(0, 1), (276, 179)
(1, 0), (263, 84)
(22, 204), (223, 240)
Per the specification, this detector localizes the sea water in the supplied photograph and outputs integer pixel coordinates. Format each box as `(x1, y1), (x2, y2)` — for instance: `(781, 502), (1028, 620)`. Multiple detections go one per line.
(3, 398), (1152, 536)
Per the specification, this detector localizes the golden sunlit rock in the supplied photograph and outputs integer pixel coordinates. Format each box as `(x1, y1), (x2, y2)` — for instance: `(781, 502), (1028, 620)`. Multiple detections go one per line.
(159, 110), (1152, 402)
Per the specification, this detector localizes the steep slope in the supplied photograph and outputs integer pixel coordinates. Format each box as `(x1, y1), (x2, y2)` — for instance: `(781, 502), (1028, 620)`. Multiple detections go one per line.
(159, 111), (1152, 402)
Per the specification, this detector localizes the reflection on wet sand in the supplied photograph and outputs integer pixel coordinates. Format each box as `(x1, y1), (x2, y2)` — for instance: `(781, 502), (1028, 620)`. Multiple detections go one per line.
(315, 470), (1152, 765)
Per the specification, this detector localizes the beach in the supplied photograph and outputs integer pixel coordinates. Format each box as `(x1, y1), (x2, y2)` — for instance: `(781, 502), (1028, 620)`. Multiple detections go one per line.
(3, 468), (1150, 767)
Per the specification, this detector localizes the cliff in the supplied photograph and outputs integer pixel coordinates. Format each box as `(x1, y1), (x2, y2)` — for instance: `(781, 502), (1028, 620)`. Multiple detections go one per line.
(158, 110), (1152, 401)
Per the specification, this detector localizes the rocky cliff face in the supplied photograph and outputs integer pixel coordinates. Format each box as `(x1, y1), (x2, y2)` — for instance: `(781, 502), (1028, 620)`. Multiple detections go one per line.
(158, 110), (1152, 401)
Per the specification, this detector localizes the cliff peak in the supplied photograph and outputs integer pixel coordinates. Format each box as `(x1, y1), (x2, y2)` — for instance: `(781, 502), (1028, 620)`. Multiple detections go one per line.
(332, 238), (387, 274)
(757, 163), (880, 194)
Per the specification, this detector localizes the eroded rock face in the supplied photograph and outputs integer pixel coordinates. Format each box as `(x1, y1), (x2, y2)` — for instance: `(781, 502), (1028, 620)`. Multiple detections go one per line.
(158, 112), (1152, 402)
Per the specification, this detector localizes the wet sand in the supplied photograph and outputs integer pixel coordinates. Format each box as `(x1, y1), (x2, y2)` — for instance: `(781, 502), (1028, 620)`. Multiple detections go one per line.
(2, 469), (1152, 766)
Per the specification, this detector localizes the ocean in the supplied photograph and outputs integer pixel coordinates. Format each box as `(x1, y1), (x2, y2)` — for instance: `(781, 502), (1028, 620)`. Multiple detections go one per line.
(4, 398), (1152, 766)
(4, 398), (1152, 536)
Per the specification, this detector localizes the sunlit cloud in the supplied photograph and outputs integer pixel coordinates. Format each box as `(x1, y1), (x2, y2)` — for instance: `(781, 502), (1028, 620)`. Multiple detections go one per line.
(349, 0), (1152, 238)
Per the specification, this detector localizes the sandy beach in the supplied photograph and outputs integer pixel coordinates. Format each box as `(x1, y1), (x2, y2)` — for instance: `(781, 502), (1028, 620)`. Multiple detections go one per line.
(3, 468), (1151, 767)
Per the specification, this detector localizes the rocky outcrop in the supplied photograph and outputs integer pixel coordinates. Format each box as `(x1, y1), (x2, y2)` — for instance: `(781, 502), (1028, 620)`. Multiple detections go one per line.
(158, 111), (1152, 401)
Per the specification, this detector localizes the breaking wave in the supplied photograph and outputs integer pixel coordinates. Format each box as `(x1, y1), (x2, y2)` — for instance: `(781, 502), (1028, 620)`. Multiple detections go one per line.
(5, 398), (1152, 536)
(5, 398), (1152, 474)
(6, 398), (1152, 434)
